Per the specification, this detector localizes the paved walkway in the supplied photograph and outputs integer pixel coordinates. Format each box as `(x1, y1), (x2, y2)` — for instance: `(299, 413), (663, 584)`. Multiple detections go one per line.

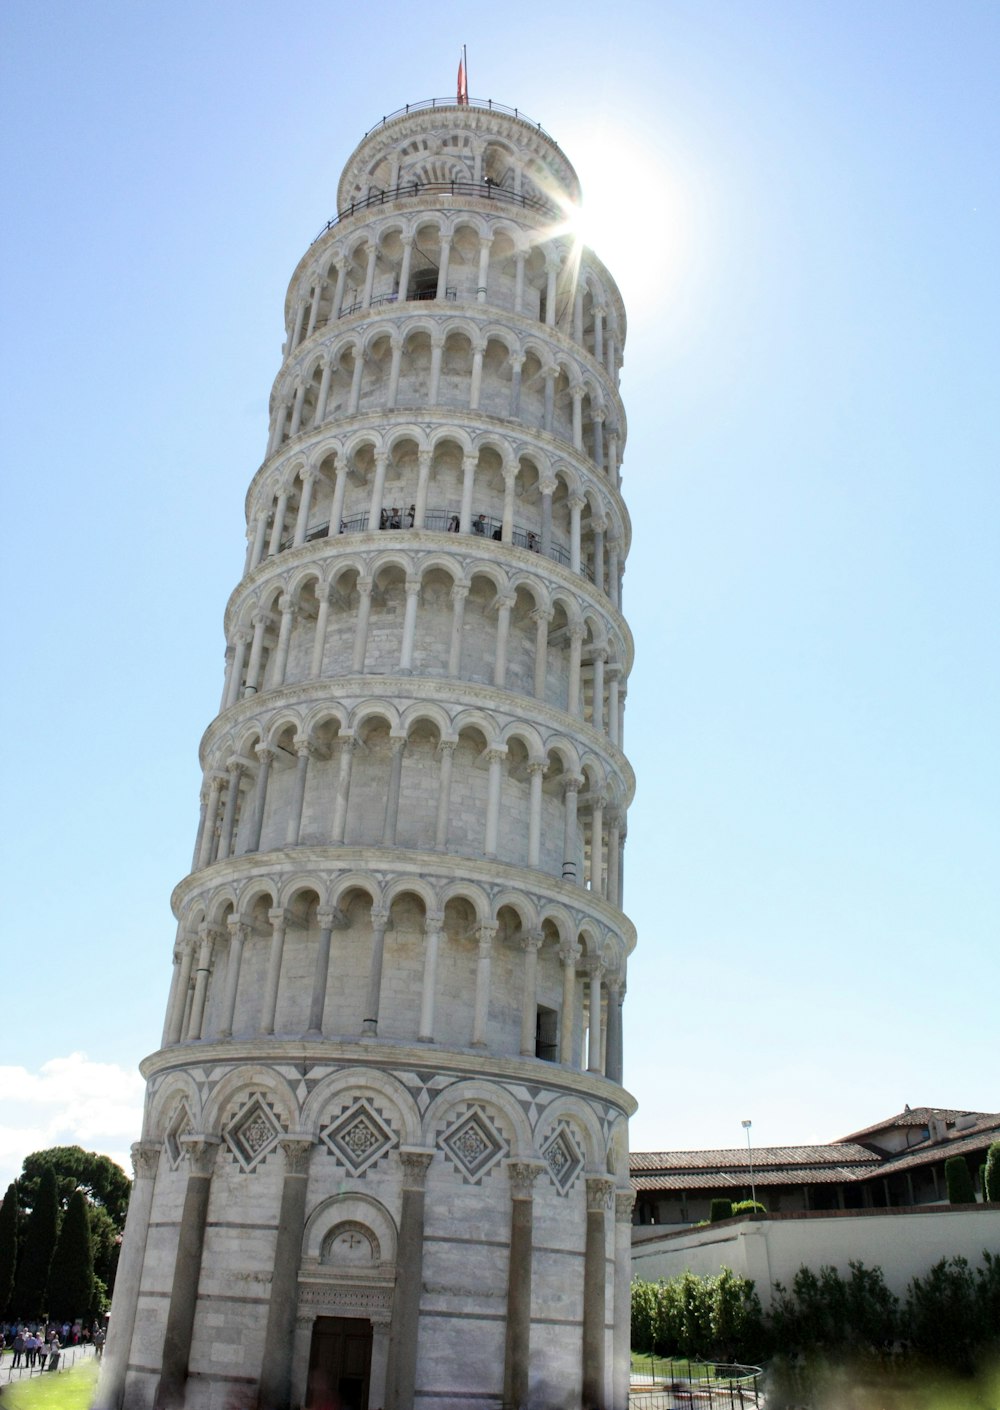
(0, 1344), (98, 1387)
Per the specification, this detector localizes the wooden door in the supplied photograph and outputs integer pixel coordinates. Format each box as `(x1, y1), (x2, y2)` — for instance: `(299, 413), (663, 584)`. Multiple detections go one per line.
(305, 1316), (372, 1410)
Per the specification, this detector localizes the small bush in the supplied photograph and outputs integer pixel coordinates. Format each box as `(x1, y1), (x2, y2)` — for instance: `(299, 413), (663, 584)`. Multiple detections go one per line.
(945, 1155), (975, 1204)
(709, 1198), (733, 1223)
(985, 1142), (1000, 1203)
(731, 1198), (767, 1216)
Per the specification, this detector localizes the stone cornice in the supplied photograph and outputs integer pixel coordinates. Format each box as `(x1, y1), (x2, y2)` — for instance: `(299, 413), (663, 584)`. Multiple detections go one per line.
(139, 1036), (638, 1121)
(169, 842), (637, 954)
(199, 672), (636, 804)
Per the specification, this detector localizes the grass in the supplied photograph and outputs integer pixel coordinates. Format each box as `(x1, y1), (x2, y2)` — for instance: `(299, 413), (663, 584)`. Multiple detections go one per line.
(629, 1352), (730, 1381)
(1, 1361), (98, 1410)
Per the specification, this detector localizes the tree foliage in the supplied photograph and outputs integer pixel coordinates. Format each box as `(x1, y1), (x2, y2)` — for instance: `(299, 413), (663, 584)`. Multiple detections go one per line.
(984, 1142), (1000, 1203)
(19, 1146), (130, 1227)
(13, 1166), (60, 1317)
(0, 1182), (18, 1317)
(708, 1198), (733, 1223)
(944, 1155), (975, 1204)
(48, 1189), (94, 1321)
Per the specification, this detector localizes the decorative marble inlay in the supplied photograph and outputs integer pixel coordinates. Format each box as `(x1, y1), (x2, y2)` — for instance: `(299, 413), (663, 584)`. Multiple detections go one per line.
(439, 1107), (506, 1184)
(223, 1092), (283, 1172)
(164, 1103), (193, 1169)
(321, 1098), (396, 1175)
(541, 1125), (584, 1195)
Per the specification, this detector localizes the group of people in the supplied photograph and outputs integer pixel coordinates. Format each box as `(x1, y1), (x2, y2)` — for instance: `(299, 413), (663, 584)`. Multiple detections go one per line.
(378, 505), (415, 529)
(2, 1321), (106, 1374)
(370, 506), (541, 552)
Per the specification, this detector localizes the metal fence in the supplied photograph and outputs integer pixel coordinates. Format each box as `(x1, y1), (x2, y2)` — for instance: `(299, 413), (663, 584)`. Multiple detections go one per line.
(0, 1343), (97, 1381)
(313, 177), (559, 243)
(630, 1360), (763, 1409)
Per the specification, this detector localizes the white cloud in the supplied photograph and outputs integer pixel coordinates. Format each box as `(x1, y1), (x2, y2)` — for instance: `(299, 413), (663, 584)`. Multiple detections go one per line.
(0, 1053), (144, 1189)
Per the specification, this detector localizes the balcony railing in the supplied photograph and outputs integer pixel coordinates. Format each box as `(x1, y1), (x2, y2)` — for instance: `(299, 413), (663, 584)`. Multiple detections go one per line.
(337, 288), (457, 319)
(313, 177), (560, 244)
(279, 512), (587, 578)
(360, 97), (559, 145)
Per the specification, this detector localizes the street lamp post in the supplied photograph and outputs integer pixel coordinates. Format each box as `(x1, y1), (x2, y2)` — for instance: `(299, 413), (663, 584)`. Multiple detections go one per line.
(741, 1119), (757, 1209)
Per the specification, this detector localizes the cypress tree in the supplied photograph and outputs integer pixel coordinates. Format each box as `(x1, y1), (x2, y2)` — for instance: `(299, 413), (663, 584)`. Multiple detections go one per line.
(944, 1154), (975, 1204)
(48, 1189), (94, 1321)
(985, 1142), (1000, 1203)
(709, 1197), (734, 1222)
(12, 1166), (59, 1317)
(0, 1182), (18, 1316)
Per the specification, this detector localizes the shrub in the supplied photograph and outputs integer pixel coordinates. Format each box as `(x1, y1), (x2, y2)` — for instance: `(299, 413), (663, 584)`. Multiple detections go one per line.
(730, 1199), (767, 1216)
(709, 1198), (733, 1223)
(945, 1155), (975, 1204)
(906, 1256), (980, 1372)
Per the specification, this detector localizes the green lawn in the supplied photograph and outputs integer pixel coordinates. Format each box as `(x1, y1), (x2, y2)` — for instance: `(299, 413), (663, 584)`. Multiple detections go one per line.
(1, 1362), (98, 1410)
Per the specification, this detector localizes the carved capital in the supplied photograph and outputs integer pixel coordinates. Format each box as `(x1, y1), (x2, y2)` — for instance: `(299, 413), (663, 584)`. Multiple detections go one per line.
(477, 923), (498, 952)
(255, 743), (278, 765)
(558, 942), (581, 967)
(450, 584), (470, 603)
(506, 1160), (544, 1198)
(279, 1136), (314, 1177)
(484, 747), (507, 765)
(562, 773), (584, 796)
(615, 1189), (637, 1223)
(525, 761), (546, 778)
(585, 1176), (616, 1213)
(268, 907), (289, 930)
(424, 911), (445, 934)
(399, 1147), (434, 1187)
(370, 908), (390, 931)
(180, 1135), (221, 1178)
(131, 1141), (161, 1181)
(520, 930), (544, 954)
(436, 737), (458, 757)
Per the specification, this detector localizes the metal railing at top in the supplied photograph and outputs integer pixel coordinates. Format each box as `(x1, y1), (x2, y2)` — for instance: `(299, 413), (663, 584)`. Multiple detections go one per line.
(361, 98), (559, 145)
(312, 178), (561, 244)
(278, 511), (584, 577)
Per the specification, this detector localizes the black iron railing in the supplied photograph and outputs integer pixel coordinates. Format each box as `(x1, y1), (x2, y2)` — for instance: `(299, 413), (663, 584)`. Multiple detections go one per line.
(313, 179), (561, 244)
(278, 513), (583, 577)
(336, 288), (458, 319)
(361, 98), (559, 145)
(630, 1359), (762, 1408)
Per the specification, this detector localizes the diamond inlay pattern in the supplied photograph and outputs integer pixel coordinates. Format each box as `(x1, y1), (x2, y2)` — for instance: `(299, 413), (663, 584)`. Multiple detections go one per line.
(165, 1103), (193, 1169)
(223, 1093), (284, 1172)
(321, 1098), (396, 1175)
(541, 1125), (584, 1194)
(439, 1107), (507, 1184)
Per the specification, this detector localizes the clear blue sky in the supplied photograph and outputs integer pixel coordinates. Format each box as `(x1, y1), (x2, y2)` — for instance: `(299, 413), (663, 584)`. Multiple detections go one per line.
(2, 1), (997, 1185)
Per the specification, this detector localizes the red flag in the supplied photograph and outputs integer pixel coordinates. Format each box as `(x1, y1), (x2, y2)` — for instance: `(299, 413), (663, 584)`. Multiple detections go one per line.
(457, 48), (468, 105)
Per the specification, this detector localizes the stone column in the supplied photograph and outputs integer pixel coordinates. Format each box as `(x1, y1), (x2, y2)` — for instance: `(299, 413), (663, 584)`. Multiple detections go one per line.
(592, 650), (606, 733)
(387, 337), (403, 408)
(352, 577), (373, 672)
(163, 938), (195, 1045)
(369, 1313), (393, 1410)
(331, 259), (347, 320)
(361, 241), (378, 308)
(562, 774), (582, 882)
(329, 465), (348, 534)
(397, 237), (413, 304)
(243, 610), (270, 693)
(483, 747), (506, 857)
(613, 1191), (636, 1410)
(544, 261), (558, 325)
(290, 299), (307, 348)
(571, 387), (584, 453)
(418, 912), (444, 1041)
(271, 596), (296, 686)
(223, 630), (250, 709)
(587, 963), (605, 1075)
(381, 735), (406, 845)
(348, 350), (365, 413)
(472, 923), (497, 1046)
(306, 910), (335, 1035)
(261, 908), (287, 1035)
(310, 587), (331, 677)
(292, 471), (317, 546)
(330, 735), (357, 843)
(414, 450), (432, 526)
(569, 494), (584, 572)
(258, 1138), (314, 1410)
(152, 1136), (220, 1410)
(186, 927), (218, 1040)
(288, 380), (306, 438)
(434, 738), (457, 848)
(385, 1149), (434, 1410)
(399, 579), (421, 673)
(526, 762), (545, 867)
(519, 932), (544, 1056)
(435, 239), (452, 299)
(362, 907), (390, 1035)
(493, 594), (514, 688)
(368, 452), (389, 527)
(543, 368), (556, 432)
(514, 250), (526, 313)
(593, 306), (605, 363)
(539, 482), (554, 557)
(314, 358), (332, 425)
(592, 411), (605, 471)
(503, 1161), (543, 1410)
(469, 342), (484, 409)
(607, 813), (621, 916)
(459, 453), (477, 533)
(285, 739), (314, 846)
(447, 584), (468, 675)
(476, 236), (492, 303)
(249, 512), (270, 570)
(217, 758), (246, 860)
(509, 353), (524, 418)
(218, 917), (249, 1038)
(501, 467), (516, 543)
(568, 627), (585, 717)
(558, 943), (580, 1065)
(582, 1176), (614, 1410)
(605, 977), (624, 1084)
(429, 335), (444, 404)
(574, 287), (584, 344)
(608, 670), (620, 747)
(97, 1141), (160, 1410)
(590, 793), (605, 896)
(532, 608), (551, 699)
(245, 744), (276, 852)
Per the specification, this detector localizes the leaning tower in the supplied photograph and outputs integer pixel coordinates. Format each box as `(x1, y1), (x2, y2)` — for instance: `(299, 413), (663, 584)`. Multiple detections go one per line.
(103, 97), (636, 1410)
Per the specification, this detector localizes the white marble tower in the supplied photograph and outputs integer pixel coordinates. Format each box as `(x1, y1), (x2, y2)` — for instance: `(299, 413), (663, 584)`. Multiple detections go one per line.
(103, 97), (636, 1410)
